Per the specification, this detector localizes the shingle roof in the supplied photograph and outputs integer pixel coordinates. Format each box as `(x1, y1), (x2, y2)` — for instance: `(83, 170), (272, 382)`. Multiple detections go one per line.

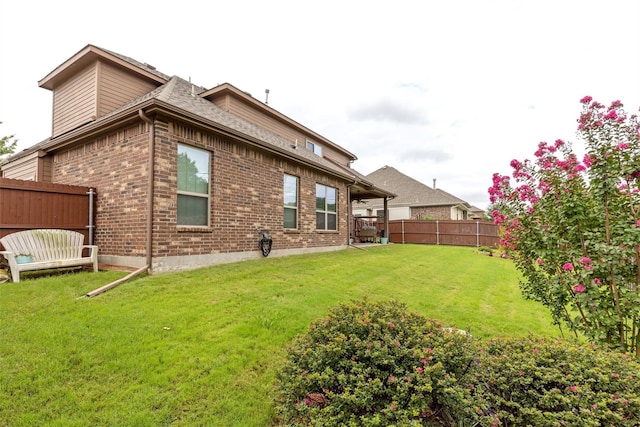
(364, 165), (469, 208)
(151, 76), (356, 176)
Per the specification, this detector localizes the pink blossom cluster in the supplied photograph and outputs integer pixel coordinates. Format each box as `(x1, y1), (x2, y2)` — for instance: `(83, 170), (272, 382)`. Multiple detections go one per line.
(488, 173), (511, 204)
(578, 97), (628, 130)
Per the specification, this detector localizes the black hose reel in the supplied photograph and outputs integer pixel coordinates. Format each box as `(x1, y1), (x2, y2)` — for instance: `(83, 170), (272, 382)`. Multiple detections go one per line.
(258, 229), (272, 257)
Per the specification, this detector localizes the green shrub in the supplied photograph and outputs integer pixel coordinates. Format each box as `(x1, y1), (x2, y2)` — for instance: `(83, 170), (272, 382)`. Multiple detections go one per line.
(464, 336), (640, 426)
(274, 298), (475, 426)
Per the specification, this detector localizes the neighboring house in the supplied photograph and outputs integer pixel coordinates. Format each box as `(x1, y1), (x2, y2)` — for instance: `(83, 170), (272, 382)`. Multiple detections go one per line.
(0, 44), (393, 273)
(467, 205), (486, 220)
(353, 165), (472, 220)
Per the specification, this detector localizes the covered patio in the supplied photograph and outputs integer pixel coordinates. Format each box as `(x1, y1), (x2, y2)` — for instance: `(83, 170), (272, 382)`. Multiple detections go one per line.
(348, 181), (395, 244)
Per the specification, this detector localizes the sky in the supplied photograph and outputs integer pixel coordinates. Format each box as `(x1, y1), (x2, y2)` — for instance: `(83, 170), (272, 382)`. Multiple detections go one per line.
(1, 0), (639, 211)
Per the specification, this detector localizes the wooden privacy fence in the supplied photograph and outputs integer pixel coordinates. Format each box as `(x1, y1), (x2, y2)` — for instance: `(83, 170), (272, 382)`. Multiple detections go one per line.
(0, 178), (96, 247)
(387, 220), (500, 247)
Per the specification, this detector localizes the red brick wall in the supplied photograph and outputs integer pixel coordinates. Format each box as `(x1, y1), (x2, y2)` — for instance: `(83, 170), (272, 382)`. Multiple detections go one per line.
(51, 117), (348, 260)
(54, 123), (149, 257)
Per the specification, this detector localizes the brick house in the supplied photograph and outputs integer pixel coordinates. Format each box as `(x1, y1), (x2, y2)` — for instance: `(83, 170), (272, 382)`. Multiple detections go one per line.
(352, 165), (472, 221)
(1, 45), (393, 273)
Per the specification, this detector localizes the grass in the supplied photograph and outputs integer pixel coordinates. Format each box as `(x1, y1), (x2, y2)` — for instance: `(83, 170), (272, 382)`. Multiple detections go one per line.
(0, 245), (560, 426)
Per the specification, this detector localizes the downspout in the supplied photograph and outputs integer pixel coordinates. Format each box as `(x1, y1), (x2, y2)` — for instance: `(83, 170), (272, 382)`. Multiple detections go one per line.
(139, 110), (155, 272)
(83, 111), (154, 298)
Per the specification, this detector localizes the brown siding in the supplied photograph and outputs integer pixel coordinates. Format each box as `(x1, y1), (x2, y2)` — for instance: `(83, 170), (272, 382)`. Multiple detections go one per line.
(320, 144), (351, 168)
(0, 151), (53, 182)
(97, 61), (157, 117)
(1, 153), (38, 180)
(213, 95), (352, 166)
(52, 63), (97, 137)
(40, 156), (52, 182)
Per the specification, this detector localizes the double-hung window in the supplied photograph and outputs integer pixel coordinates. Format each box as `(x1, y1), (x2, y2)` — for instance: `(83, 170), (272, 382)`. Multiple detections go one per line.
(283, 174), (298, 229)
(306, 140), (322, 156)
(177, 144), (210, 226)
(316, 183), (337, 230)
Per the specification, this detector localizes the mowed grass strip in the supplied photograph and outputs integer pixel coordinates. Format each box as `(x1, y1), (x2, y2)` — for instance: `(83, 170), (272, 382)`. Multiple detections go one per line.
(0, 245), (559, 426)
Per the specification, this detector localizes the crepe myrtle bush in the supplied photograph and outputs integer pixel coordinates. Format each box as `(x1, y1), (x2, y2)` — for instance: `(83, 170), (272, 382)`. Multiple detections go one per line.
(274, 298), (475, 426)
(489, 97), (640, 355)
(465, 336), (640, 426)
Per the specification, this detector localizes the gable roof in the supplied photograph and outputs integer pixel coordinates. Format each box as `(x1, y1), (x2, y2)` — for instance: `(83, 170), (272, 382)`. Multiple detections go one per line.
(3, 45), (394, 200)
(364, 165), (469, 208)
(38, 44), (169, 90)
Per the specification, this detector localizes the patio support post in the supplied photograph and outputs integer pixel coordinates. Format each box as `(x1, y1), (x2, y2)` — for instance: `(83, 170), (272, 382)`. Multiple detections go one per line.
(384, 197), (389, 242)
(347, 183), (353, 245)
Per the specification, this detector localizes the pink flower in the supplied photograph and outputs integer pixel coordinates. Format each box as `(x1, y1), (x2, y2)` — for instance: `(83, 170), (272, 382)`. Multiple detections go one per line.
(573, 284), (586, 293)
(610, 100), (623, 109)
(580, 257), (591, 264)
(636, 220), (640, 227)
(569, 385), (578, 392)
(390, 403), (397, 410)
(389, 376), (395, 383)
(593, 278), (602, 286)
(580, 95), (593, 104)
(536, 258), (543, 265)
(416, 367), (424, 374)
(605, 110), (618, 120)
(615, 143), (629, 150)
(563, 263), (574, 271)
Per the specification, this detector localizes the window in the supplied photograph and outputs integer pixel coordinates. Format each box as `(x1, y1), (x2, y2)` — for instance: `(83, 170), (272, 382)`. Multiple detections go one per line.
(316, 183), (337, 230)
(306, 140), (322, 156)
(177, 144), (210, 226)
(283, 174), (298, 229)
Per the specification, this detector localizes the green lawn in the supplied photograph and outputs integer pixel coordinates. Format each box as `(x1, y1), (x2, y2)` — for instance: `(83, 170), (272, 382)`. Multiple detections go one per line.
(0, 245), (560, 426)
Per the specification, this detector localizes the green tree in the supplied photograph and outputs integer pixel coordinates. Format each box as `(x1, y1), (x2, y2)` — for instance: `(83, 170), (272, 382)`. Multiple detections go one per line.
(489, 97), (640, 356)
(0, 122), (18, 158)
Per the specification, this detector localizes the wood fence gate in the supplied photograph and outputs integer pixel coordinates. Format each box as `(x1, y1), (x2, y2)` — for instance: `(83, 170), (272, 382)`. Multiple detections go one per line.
(0, 178), (95, 247)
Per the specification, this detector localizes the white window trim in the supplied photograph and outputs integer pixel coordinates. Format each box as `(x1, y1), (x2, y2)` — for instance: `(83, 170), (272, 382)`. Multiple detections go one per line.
(177, 143), (211, 227)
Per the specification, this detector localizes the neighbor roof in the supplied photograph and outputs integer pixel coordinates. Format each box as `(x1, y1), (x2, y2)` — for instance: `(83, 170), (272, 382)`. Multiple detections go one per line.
(364, 165), (469, 208)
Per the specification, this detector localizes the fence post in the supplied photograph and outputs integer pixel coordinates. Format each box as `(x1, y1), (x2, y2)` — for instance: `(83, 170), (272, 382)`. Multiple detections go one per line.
(87, 188), (95, 245)
(436, 220), (440, 245)
(401, 220), (405, 244)
(476, 220), (480, 247)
